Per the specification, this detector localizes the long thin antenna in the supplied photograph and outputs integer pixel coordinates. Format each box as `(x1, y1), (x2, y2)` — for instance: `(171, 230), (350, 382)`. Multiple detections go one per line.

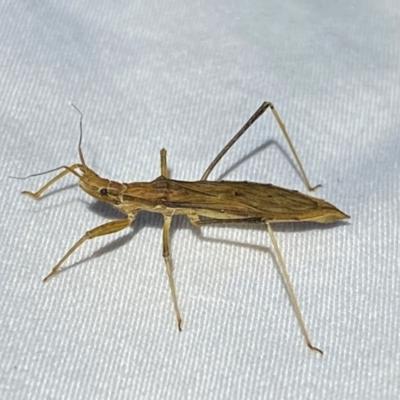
(71, 103), (86, 167)
(9, 166), (67, 180)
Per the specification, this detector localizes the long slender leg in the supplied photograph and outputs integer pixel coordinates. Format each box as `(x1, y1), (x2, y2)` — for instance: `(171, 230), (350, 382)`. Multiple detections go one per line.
(162, 215), (183, 331)
(159, 148), (183, 330)
(43, 215), (135, 281)
(201, 102), (319, 191)
(22, 164), (82, 199)
(187, 214), (262, 226)
(265, 222), (322, 354)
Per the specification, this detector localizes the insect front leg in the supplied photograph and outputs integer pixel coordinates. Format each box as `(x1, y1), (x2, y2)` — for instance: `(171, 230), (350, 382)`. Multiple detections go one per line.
(22, 164), (82, 199)
(43, 214), (135, 282)
(265, 222), (322, 354)
(162, 214), (183, 331)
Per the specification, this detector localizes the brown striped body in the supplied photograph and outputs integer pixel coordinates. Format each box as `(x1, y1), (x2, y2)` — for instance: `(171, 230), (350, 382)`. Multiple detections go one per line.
(79, 171), (349, 224)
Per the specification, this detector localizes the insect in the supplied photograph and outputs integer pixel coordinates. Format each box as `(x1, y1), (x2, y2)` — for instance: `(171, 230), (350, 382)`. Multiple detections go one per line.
(21, 102), (349, 354)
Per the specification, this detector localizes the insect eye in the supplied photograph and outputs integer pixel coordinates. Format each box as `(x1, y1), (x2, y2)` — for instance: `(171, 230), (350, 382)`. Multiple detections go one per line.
(99, 188), (108, 196)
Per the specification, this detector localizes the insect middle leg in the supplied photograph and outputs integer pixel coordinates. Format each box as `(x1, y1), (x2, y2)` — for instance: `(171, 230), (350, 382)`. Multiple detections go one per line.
(159, 148), (183, 330)
(162, 215), (183, 331)
(201, 102), (319, 191)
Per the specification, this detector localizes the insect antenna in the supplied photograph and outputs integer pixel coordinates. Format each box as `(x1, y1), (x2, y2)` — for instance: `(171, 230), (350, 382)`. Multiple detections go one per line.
(9, 104), (86, 181)
(71, 103), (88, 171)
(9, 166), (73, 180)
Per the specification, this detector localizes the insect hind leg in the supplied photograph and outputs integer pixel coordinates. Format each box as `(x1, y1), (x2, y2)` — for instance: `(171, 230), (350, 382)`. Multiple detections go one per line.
(201, 102), (319, 191)
(265, 222), (322, 354)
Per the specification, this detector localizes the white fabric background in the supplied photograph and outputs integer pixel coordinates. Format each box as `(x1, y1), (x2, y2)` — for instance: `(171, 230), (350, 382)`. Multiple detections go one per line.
(1, 1), (399, 399)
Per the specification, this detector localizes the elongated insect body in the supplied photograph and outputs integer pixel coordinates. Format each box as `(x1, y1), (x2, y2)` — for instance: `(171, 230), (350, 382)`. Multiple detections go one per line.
(146, 178), (347, 223)
(21, 102), (349, 355)
(80, 175), (348, 223)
